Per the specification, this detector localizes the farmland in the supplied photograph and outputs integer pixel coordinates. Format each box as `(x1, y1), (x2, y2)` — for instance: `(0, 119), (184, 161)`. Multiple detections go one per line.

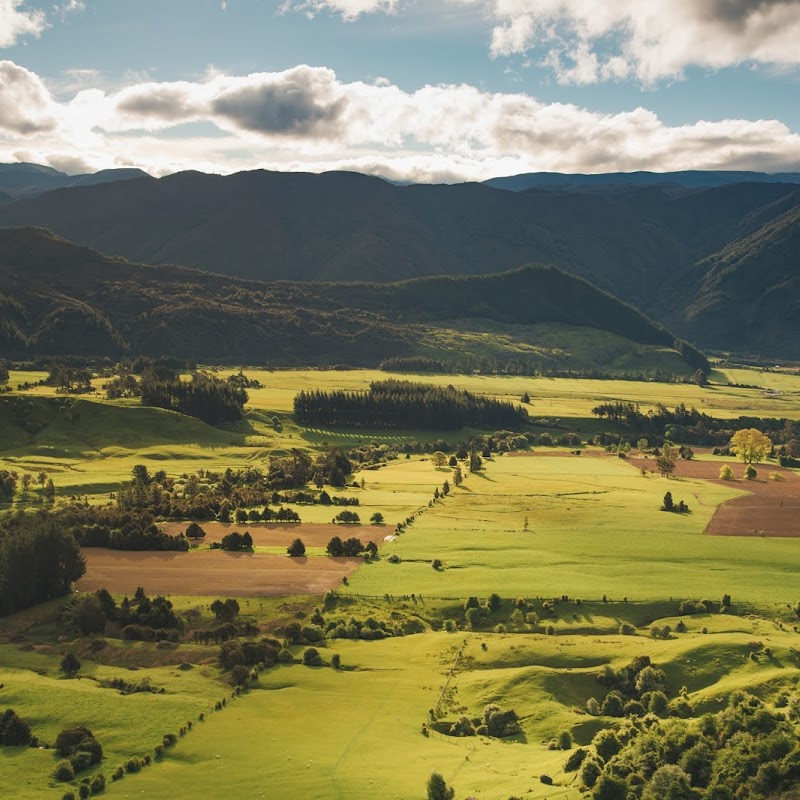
(1, 365), (800, 799)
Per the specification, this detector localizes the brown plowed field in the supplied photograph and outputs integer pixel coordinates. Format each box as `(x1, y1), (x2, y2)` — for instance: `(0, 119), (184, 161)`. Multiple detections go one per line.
(75, 548), (361, 596)
(160, 521), (360, 548)
(632, 456), (800, 537)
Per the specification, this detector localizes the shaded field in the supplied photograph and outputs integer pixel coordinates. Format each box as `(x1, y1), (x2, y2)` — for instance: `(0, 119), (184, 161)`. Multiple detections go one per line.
(75, 548), (360, 596)
(633, 456), (800, 538)
(159, 521), (374, 548)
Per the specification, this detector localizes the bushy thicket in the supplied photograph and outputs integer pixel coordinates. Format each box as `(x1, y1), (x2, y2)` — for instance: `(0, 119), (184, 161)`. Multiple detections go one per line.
(581, 690), (800, 799)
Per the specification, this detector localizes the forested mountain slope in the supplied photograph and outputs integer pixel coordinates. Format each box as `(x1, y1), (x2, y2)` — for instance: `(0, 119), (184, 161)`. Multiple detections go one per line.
(0, 170), (797, 357)
(0, 227), (702, 370)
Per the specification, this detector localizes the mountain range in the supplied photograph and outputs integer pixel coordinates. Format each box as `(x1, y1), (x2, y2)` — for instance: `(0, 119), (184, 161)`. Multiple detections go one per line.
(0, 227), (703, 373)
(0, 166), (797, 358)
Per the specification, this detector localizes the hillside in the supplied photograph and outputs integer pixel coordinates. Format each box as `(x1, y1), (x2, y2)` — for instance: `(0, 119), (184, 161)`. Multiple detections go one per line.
(0, 227), (699, 372)
(0, 170), (797, 357)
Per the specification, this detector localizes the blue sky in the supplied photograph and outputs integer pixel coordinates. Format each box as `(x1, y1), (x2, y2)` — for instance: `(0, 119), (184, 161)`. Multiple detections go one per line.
(1, 0), (799, 180)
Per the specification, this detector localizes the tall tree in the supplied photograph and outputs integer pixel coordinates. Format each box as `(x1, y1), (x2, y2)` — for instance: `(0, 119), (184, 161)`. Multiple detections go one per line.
(730, 428), (772, 465)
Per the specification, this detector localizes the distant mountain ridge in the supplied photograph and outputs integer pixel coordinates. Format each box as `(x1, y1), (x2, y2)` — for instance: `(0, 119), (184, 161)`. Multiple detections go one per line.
(0, 227), (703, 371)
(0, 168), (797, 358)
(0, 162), (150, 198)
(484, 170), (800, 192)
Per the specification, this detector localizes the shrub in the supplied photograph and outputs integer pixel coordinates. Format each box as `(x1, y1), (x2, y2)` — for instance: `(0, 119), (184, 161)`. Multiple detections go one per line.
(619, 622), (636, 635)
(125, 757), (142, 773)
(487, 593), (502, 613)
(54, 760), (75, 781)
(580, 757), (602, 789)
(443, 619), (457, 632)
(302, 647), (323, 666)
(61, 793), (76, 800)
(154, 744), (164, 759)
(278, 648), (294, 663)
(162, 733), (177, 748)
(78, 785), (90, 800)
(70, 750), (92, 772)
(744, 464), (757, 480)
(601, 691), (624, 717)
(586, 697), (601, 716)
(431, 558), (443, 570)
(230, 665), (250, 685)
(539, 774), (553, 785)
(593, 729), (622, 762)
(719, 464), (734, 480)
(331, 653), (341, 669)
(564, 747), (587, 772)
(556, 730), (572, 750)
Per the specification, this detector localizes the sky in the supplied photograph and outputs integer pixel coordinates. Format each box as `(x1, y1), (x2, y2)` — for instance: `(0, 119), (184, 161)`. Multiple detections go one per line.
(1, 0), (800, 182)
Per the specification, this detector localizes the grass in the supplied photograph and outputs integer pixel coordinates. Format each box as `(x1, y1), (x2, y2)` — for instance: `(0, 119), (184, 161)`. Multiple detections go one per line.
(346, 452), (800, 602)
(1, 365), (800, 798)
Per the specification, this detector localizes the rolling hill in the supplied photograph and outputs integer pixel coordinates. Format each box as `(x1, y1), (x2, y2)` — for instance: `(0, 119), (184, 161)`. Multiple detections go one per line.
(0, 227), (702, 373)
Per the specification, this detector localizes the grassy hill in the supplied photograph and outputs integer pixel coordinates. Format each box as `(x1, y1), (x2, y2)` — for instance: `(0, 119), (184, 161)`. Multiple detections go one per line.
(0, 227), (701, 373)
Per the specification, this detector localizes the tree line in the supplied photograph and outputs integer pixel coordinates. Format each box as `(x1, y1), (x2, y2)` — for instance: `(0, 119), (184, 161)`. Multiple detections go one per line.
(0, 512), (85, 615)
(140, 372), (247, 426)
(294, 380), (529, 431)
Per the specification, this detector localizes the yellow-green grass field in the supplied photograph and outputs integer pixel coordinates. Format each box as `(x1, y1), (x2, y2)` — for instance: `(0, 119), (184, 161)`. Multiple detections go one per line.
(346, 452), (800, 603)
(99, 617), (800, 800)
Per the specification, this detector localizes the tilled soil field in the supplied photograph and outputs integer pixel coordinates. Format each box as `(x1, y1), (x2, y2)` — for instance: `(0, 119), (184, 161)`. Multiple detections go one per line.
(75, 548), (361, 596)
(634, 455), (800, 537)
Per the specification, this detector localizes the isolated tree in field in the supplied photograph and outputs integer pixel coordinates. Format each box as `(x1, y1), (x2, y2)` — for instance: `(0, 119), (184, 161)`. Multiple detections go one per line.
(60, 652), (81, 676)
(693, 369), (708, 387)
(20, 473), (31, 499)
(452, 465), (463, 486)
(287, 538), (306, 557)
(730, 428), (772, 465)
(185, 522), (206, 540)
(0, 709), (32, 747)
(369, 512), (384, 525)
(655, 444), (676, 478)
(661, 491), (674, 512)
(432, 451), (447, 468)
(426, 771), (455, 800)
(719, 464), (734, 480)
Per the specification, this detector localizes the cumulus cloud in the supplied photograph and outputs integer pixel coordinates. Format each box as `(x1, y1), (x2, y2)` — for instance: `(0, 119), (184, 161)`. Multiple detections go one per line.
(1, 60), (799, 181)
(457, 0), (800, 84)
(0, 60), (58, 133)
(0, 0), (47, 47)
(284, 0), (800, 84)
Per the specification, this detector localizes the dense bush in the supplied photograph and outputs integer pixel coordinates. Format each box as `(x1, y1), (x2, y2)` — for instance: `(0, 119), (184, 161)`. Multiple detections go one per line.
(0, 708), (32, 746)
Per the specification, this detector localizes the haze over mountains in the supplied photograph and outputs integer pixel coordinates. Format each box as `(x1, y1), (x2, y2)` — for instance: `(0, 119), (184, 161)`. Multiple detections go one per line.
(0, 165), (797, 359)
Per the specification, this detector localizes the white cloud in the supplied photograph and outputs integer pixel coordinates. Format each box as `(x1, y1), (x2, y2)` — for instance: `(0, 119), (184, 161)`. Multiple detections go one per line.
(473, 0), (800, 84)
(53, 0), (85, 20)
(284, 0), (800, 84)
(0, 60), (58, 133)
(1, 61), (799, 181)
(279, 0), (400, 21)
(0, 0), (47, 47)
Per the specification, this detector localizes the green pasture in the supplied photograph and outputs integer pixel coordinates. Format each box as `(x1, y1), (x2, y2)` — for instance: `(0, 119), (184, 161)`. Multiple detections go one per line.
(346, 452), (800, 602)
(101, 616), (800, 800)
(213, 365), (800, 421)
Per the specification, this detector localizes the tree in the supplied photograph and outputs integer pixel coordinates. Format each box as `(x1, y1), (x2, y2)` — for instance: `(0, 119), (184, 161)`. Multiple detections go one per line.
(62, 594), (106, 635)
(426, 771), (455, 800)
(661, 491), (674, 512)
(326, 536), (344, 557)
(452, 465), (463, 487)
(0, 709), (32, 747)
(287, 538), (306, 557)
(719, 464), (734, 480)
(693, 369), (708, 387)
(185, 522), (206, 540)
(730, 428), (772, 465)
(593, 773), (628, 800)
(432, 451), (447, 468)
(655, 444), (676, 477)
(60, 652), (81, 676)
(210, 598), (240, 622)
(469, 451), (482, 473)
(302, 647), (322, 666)
(642, 765), (695, 800)
(369, 512), (384, 525)
(521, 391), (530, 404)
